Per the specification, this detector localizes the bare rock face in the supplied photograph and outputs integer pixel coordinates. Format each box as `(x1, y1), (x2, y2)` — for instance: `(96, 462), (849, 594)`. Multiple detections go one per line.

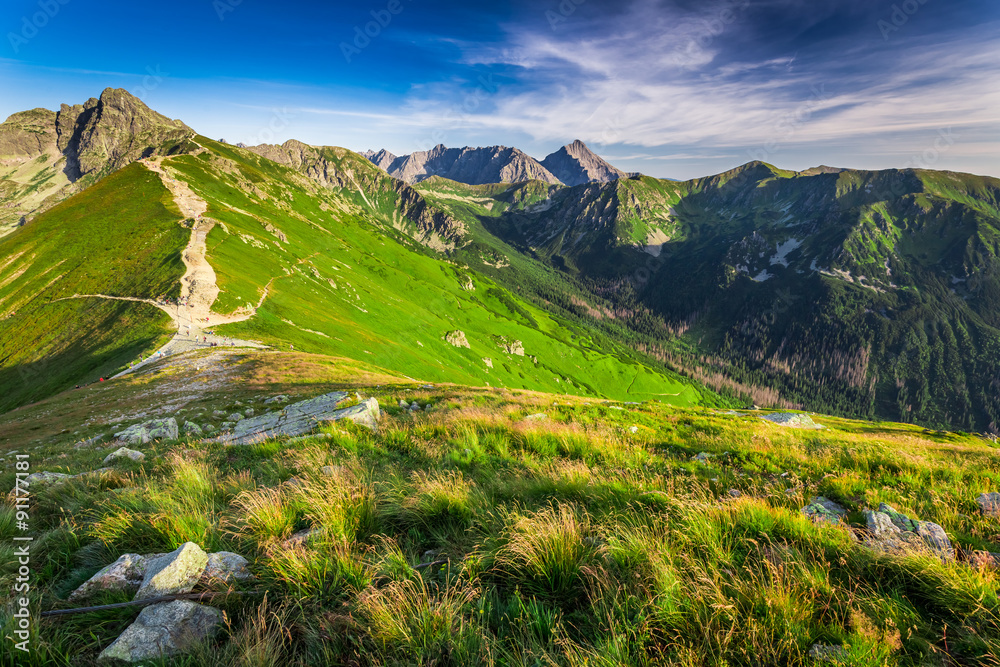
(363, 148), (398, 171)
(98, 600), (222, 663)
(134, 542), (209, 600)
(385, 144), (562, 185)
(541, 140), (627, 187)
(217, 391), (381, 444)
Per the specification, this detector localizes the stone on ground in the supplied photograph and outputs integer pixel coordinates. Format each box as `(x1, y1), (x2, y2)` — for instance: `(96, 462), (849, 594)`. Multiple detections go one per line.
(103, 447), (146, 465)
(864, 503), (953, 560)
(134, 542), (209, 600)
(444, 330), (470, 348)
(24, 471), (72, 487)
(802, 497), (847, 525)
(201, 552), (253, 584)
(976, 492), (1000, 517)
(69, 553), (157, 601)
(98, 600), (222, 663)
(115, 418), (178, 444)
(761, 413), (824, 429)
(182, 422), (204, 437)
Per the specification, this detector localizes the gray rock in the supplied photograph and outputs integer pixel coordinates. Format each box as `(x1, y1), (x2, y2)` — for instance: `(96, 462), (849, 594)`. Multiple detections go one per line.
(134, 542), (209, 600)
(220, 421), (234, 430)
(692, 452), (713, 464)
(864, 504), (953, 560)
(802, 497), (847, 525)
(202, 424), (218, 435)
(244, 408), (254, 417)
(182, 422), (203, 437)
(398, 399), (409, 408)
(976, 492), (1000, 517)
(103, 447), (146, 465)
(24, 471), (72, 487)
(98, 600), (222, 663)
(761, 413), (824, 430)
(227, 413), (244, 423)
(524, 413), (548, 421)
(212, 410), (227, 418)
(500, 338), (525, 356)
(218, 392), (380, 445)
(809, 643), (848, 663)
(115, 418), (178, 444)
(444, 330), (470, 348)
(283, 528), (321, 548)
(69, 553), (153, 601)
(263, 395), (289, 405)
(201, 552), (253, 584)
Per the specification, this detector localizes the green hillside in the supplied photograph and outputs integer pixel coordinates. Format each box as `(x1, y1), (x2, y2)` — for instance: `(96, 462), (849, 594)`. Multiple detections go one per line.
(0, 164), (185, 411)
(0, 138), (718, 412)
(455, 164), (1000, 432)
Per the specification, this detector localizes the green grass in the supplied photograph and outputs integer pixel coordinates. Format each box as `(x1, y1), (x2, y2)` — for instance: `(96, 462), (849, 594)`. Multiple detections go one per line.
(3, 360), (1000, 665)
(0, 163), (185, 411)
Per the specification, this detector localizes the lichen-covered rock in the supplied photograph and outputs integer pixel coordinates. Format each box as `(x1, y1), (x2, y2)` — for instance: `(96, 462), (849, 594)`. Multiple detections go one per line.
(976, 492), (1000, 517)
(864, 504), (953, 560)
(264, 395), (289, 405)
(182, 422), (203, 437)
(115, 418), (178, 444)
(802, 497), (847, 525)
(219, 392), (381, 444)
(201, 552), (253, 585)
(227, 413), (244, 423)
(444, 330), (470, 348)
(761, 413), (824, 429)
(809, 644), (848, 663)
(98, 600), (221, 663)
(134, 542), (209, 600)
(69, 553), (156, 601)
(24, 471), (72, 487)
(103, 447), (145, 465)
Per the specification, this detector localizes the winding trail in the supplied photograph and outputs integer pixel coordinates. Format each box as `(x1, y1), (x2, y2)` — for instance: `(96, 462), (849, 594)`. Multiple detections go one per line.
(61, 158), (276, 379)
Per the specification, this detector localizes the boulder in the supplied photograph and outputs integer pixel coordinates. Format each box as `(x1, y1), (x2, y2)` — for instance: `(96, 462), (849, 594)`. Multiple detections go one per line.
(182, 422), (204, 437)
(115, 418), (178, 444)
(201, 552), (253, 584)
(760, 413), (824, 430)
(24, 471), (72, 487)
(398, 399), (409, 409)
(227, 413), (244, 423)
(801, 497), (847, 525)
(212, 410), (227, 418)
(444, 330), (470, 348)
(69, 553), (156, 601)
(864, 503), (953, 560)
(134, 542), (209, 600)
(103, 447), (146, 465)
(244, 408), (254, 417)
(976, 492), (1000, 517)
(98, 600), (222, 663)
(969, 550), (1000, 569)
(500, 339), (525, 356)
(524, 413), (548, 421)
(263, 395), (289, 405)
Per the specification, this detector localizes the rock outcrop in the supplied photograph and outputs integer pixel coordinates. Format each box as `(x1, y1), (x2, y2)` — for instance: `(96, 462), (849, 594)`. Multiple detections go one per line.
(114, 417), (179, 444)
(216, 391), (381, 444)
(362, 148), (398, 171)
(98, 600), (222, 663)
(540, 140), (627, 187)
(445, 331), (470, 348)
(379, 144), (562, 185)
(863, 503), (954, 560)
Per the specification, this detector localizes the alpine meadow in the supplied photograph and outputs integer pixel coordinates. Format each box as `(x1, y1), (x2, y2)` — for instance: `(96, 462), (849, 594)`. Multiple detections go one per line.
(2, 0), (1000, 665)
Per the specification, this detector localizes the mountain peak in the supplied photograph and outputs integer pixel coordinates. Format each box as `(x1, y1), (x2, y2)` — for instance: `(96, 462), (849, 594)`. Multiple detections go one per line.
(541, 140), (627, 187)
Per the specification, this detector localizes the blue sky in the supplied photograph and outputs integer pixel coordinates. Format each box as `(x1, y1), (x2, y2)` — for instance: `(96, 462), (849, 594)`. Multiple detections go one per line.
(2, 0), (998, 179)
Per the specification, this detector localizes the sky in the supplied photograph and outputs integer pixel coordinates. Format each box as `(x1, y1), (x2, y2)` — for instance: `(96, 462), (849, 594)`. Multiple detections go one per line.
(1, 0), (998, 180)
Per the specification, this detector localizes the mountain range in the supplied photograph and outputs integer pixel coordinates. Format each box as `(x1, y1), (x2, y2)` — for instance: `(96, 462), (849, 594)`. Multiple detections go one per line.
(361, 139), (627, 187)
(3, 88), (1000, 434)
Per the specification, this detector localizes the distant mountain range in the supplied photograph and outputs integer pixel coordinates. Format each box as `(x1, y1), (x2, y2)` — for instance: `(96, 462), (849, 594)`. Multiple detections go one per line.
(4, 88), (1000, 434)
(361, 139), (626, 187)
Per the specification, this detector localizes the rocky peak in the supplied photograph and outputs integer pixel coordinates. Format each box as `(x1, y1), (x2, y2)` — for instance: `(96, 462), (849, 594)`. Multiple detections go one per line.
(362, 148), (398, 171)
(382, 144), (562, 186)
(541, 139), (627, 187)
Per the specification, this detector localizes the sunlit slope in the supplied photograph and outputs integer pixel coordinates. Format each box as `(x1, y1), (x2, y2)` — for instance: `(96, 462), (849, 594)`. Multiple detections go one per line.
(166, 139), (713, 405)
(0, 164), (185, 411)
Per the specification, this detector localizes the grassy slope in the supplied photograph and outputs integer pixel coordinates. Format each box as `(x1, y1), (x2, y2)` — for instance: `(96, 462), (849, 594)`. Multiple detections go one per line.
(0, 164), (186, 411)
(163, 140), (709, 406)
(2, 349), (999, 665)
